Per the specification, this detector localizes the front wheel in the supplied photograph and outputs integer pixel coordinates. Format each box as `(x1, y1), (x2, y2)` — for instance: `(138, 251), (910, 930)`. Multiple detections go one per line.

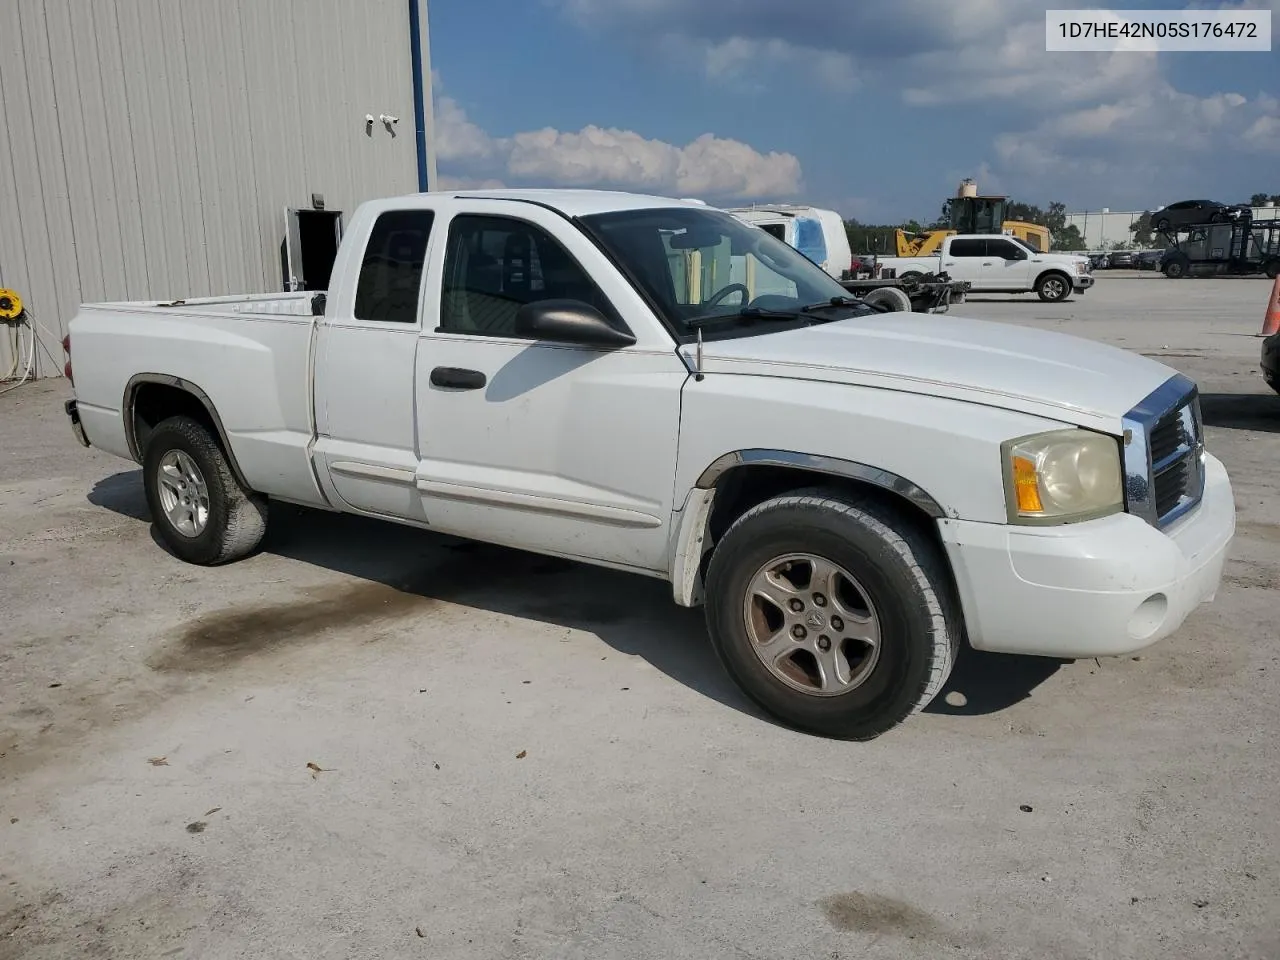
(1036, 272), (1071, 302)
(704, 489), (959, 740)
(1163, 254), (1189, 279)
(142, 416), (267, 565)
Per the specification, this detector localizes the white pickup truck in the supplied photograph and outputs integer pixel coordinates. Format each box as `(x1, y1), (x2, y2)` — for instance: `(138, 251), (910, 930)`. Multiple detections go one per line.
(878, 234), (1094, 302)
(63, 189), (1234, 739)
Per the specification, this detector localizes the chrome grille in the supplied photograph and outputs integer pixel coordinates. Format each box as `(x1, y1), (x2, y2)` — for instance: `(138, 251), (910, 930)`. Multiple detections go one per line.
(1121, 374), (1205, 529)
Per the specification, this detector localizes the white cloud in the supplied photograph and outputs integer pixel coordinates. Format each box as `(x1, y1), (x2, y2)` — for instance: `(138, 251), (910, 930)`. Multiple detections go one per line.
(990, 84), (1277, 205)
(899, 20), (1159, 106)
(433, 93), (803, 200)
(702, 36), (857, 92)
(434, 96), (495, 164)
(436, 175), (507, 191)
(550, 0), (1278, 211)
(558, 1), (1117, 108)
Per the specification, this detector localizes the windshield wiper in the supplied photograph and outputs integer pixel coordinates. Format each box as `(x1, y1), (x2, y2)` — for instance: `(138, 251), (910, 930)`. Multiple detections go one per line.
(801, 295), (866, 313)
(686, 306), (809, 329)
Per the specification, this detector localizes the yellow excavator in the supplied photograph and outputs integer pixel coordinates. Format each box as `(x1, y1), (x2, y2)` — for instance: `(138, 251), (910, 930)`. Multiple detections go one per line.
(894, 181), (1051, 257)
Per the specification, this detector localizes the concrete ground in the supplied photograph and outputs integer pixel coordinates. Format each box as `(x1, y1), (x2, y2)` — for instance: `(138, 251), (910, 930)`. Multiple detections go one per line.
(2, 274), (1278, 960)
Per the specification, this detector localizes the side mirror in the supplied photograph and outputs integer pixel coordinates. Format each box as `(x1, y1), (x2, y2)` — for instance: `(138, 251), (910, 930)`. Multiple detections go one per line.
(514, 299), (636, 347)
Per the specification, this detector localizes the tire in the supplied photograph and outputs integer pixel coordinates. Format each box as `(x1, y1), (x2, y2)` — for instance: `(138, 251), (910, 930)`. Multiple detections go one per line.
(1264, 258), (1280, 280)
(704, 488), (960, 740)
(1163, 254), (1189, 279)
(861, 286), (913, 313)
(142, 415), (267, 565)
(1155, 218), (1171, 233)
(1036, 271), (1071, 302)
(899, 271), (925, 284)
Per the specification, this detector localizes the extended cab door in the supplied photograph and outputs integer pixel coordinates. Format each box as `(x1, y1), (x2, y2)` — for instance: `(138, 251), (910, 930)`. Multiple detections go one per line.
(940, 237), (991, 290)
(413, 201), (688, 573)
(312, 205), (437, 520)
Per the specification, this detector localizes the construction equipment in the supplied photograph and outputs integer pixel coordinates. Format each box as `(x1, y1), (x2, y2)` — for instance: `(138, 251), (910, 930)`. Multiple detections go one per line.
(893, 180), (1052, 256)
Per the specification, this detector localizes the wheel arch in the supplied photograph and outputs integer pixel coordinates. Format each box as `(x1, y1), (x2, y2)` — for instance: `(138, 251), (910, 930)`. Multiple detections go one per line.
(671, 449), (951, 608)
(1035, 267), (1072, 287)
(124, 374), (252, 490)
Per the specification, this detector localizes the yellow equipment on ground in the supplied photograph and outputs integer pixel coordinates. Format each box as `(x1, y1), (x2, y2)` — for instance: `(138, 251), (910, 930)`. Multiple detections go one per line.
(0, 288), (24, 321)
(892, 182), (1052, 256)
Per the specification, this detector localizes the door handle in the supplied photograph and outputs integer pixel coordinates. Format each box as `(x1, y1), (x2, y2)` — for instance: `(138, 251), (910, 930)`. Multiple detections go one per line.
(430, 366), (487, 390)
(983, 261), (994, 266)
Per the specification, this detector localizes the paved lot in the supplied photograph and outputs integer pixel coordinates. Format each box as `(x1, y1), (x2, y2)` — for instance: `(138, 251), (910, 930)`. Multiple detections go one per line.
(2, 274), (1278, 959)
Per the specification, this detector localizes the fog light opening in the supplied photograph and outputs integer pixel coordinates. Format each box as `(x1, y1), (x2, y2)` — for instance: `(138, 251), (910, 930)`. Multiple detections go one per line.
(1128, 593), (1168, 641)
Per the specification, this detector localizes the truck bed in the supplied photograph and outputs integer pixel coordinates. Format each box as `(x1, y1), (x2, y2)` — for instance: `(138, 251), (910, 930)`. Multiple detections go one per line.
(68, 292), (326, 507)
(84, 291), (318, 319)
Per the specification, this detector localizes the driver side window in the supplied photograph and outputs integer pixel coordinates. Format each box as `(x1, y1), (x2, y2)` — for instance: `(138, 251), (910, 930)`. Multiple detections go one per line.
(439, 215), (615, 337)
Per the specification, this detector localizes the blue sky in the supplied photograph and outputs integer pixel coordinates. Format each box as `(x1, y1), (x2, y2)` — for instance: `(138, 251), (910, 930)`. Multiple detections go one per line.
(427, 1), (1279, 222)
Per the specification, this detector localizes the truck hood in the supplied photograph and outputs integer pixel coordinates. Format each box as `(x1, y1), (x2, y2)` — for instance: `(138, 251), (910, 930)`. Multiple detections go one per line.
(687, 313), (1177, 430)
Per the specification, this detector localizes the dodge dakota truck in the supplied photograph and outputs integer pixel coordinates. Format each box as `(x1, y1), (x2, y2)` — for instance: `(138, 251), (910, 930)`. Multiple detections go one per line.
(63, 189), (1235, 739)
(876, 234), (1093, 302)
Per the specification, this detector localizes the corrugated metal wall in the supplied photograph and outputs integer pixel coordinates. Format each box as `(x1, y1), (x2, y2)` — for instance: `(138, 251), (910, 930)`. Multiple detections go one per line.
(0, 0), (431, 377)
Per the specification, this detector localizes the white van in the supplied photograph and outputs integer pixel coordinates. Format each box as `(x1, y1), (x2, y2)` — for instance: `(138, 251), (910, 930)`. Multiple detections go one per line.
(724, 205), (852, 279)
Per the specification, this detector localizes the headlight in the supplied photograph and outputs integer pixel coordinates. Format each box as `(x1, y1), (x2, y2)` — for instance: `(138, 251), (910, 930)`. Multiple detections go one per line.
(1002, 429), (1123, 524)
(1075, 262), (1087, 275)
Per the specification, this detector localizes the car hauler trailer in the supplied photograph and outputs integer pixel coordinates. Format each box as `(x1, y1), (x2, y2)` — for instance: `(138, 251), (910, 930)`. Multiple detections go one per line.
(1160, 219), (1280, 279)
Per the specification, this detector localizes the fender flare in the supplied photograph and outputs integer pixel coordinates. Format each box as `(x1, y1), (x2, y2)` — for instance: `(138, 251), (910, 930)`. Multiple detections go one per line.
(1034, 268), (1072, 289)
(695, 448), (945, 517)
(123, 373), (252, 490)
(671, 449), (946, 607)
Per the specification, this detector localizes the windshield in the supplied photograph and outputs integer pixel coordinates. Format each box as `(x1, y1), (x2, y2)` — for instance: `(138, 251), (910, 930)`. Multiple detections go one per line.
(577, 206), (864, 340)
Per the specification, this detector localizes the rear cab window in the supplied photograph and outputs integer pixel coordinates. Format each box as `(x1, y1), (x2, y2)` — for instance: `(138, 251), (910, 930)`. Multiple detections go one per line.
(949, 239), (986, 258)
(353, 210), (435, 324)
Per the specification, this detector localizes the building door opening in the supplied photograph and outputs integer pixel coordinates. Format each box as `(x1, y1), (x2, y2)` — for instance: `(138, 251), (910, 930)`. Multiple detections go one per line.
(282, 208), (344, 291)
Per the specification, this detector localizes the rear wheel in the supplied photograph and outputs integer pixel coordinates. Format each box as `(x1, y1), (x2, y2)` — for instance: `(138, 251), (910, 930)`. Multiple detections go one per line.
(1036, 272), (1071, 302)
(1155, 217), (1171, 233)
(142, 416), (267, 565)
(1264, 258), (1280, 280)
(704, 489), (959, 740)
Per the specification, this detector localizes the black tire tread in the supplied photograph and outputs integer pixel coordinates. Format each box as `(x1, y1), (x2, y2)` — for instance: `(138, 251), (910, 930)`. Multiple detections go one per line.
(706, 487), (959, 739)
(1036, 271), (1072, 302)
(861, 286), (913, 313)
(143, 416), (267, 565)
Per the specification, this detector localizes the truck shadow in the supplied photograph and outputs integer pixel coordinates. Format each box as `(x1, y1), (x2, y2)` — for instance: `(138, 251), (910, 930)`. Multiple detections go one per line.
(1199, 391), (1280, 434)
(89, 470), (1064, 724)
(925, 649), (1067, 717)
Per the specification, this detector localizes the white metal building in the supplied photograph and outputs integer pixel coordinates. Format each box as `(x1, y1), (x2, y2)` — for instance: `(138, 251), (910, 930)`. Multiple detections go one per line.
(0, 0), (436, 379)
(1066, 204), (1280, 251)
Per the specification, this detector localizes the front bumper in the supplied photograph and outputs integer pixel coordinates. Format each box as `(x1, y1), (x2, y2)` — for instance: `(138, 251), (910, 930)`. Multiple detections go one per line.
(65, 398), (90, 447)
(1074, 274), (1096, 291)
(939, 452), (1234, 659)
